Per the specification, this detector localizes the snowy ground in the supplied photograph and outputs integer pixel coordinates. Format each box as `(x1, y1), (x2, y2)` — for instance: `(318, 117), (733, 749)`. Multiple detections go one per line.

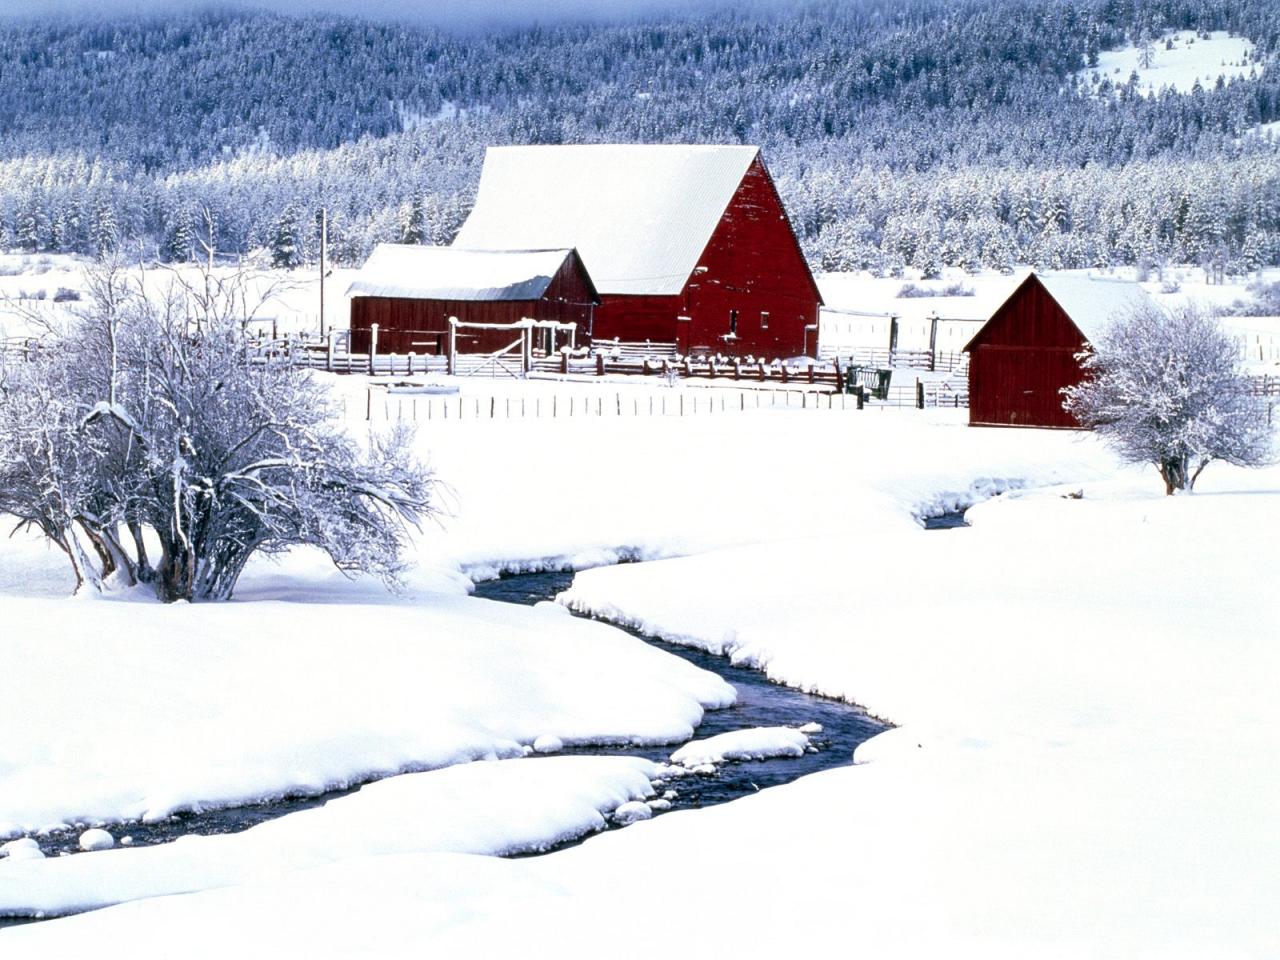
(1079, 29), (1261, 96)
(3, 259), (1279, 954)
(5, 435), (1278, 955)
(0, 253), (352, 341)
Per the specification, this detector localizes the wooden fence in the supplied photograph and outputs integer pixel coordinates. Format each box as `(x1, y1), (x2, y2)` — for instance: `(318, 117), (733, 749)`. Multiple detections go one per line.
(353, 385), (939, 422)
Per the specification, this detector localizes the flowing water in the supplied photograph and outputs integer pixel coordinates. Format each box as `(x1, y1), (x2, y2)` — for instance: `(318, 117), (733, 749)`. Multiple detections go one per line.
(2, 567), (889, 926)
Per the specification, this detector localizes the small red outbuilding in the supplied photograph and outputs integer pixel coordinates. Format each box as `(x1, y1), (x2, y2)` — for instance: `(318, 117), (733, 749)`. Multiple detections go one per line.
(347, 245), (596, 355)
(964, 272), (1156, 428)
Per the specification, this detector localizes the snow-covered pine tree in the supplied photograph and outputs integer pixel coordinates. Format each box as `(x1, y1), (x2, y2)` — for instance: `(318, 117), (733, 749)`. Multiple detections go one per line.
(1086, 19), (1100, 68)
(91, 197), (119, 260)
(399, 191), (427, 245)
(270, 203), (303, 269)
(1062, 302), (1274, 495)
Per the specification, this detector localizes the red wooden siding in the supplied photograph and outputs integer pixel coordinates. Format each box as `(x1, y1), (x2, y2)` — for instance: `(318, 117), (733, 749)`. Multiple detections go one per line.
(350, 253), (596, 355)
(681, 156), (821, 359)
(589, 156), (820, 358)
(967, 276), (1088, 429)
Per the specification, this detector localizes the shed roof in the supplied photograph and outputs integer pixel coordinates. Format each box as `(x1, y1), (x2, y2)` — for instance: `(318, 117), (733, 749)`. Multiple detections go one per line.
(452, 144), (760, 296)
(1034, 273), (1157, 343)
(965, 272), (1158, 351)
(346, 245), (583, 302)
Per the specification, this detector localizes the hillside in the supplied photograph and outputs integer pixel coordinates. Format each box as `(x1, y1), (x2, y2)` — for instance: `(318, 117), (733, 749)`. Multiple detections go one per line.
(0, 0), (1277, 273)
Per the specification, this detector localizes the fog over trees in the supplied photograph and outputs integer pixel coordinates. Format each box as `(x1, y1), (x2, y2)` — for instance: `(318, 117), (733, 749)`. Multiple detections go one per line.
(0, 0), (1277, 274)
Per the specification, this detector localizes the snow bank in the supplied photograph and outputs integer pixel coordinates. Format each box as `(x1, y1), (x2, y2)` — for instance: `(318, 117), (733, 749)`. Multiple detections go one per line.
(399, 405), (1118, 584)
(0, 756), (656, 918)
(0, 593), (731, 836)
(669, 727), (809, 766)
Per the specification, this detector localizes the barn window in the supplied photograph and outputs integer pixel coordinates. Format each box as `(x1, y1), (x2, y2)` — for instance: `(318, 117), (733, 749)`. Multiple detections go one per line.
(760, 311), (769, 329)
(729, 310), (738, 335)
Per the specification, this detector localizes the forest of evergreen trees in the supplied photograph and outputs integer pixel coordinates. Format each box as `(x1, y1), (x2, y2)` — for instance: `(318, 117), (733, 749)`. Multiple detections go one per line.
(0, 0), (1276, 274)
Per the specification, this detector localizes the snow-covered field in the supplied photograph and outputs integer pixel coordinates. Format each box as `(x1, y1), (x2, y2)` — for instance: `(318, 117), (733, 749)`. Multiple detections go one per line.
(6, 255), (1278, 372)
(2, 255), (1279, 956)
(0, 253), (353, 341)
(1081, 29), (1260, 96)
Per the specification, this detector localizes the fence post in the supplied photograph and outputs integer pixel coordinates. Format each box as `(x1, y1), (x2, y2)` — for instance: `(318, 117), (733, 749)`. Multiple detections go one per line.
(856, 386), (865, 410)
(596, 353), (606, 377)
(365, 386), (372, 421)
(562, 351), (569, 375)
(408, 351), (416, 375)
(916, 379), (925, 410)
(447, 317), (458, 376)
(327, 329), (336, 372)
(368, 323), (379, 376)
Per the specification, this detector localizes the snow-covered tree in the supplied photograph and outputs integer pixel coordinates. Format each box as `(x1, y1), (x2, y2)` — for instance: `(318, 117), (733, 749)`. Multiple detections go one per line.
(269, 203), (303, 269)
(0, 261), (436, 600)
(1063, 303), (1274, 495)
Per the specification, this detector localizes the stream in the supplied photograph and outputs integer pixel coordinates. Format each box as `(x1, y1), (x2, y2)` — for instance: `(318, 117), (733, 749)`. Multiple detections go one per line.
(2, 567), (888, 927)
(474, 570), (887, 813)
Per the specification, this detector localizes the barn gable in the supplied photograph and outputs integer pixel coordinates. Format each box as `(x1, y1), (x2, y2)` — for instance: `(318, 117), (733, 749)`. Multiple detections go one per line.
(452, 144), (760, 297)
(966, 272), (1155, 351)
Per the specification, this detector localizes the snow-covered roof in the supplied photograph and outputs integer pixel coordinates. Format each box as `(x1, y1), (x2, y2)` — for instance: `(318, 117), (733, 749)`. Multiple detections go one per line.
(346, 245), (580, 301)
(452, 144), (760, 296)
(1034, 272), (1158, 343)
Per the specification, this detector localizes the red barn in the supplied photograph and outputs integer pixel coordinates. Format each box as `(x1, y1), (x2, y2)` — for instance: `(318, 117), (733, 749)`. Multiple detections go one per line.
(452, 144), (822, 358)
(347, 245), (596, 355)
(964, 272), (1156, 428)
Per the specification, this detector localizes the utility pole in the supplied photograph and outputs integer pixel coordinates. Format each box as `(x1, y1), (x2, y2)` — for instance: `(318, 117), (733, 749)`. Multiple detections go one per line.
(318, 206), (328, 339)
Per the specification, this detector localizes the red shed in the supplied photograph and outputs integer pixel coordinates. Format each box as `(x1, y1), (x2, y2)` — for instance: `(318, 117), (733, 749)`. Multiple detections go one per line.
(964, 272), (1156, 428)
(452, 144), (822, 358)
(347, 245), (596, 355)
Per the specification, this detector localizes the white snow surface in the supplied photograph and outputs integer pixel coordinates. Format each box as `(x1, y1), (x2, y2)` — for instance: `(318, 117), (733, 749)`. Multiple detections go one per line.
(669, 727), (809, 766)
(76, 830), (114, 853)
(345, 244), (575, 302)
(0, 592), (731, 836)
(1025, 272), (1158, 343)
(3, 361), (1279, 956)
(1084, 30), (1260, 95)
(453, 144), (758, 295)
(0, 756), (656, 918)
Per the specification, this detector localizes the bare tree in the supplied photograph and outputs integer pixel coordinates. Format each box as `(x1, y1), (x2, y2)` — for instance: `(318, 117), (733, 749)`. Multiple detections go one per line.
(0, 259), (435, 601)
(1063, 302), (1274, 495)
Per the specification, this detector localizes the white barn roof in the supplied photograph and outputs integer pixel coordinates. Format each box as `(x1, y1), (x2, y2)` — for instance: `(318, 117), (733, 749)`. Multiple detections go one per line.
(346, 245), (578, 301)
(452, 144), (761, 297)
(1034, 272), (1158, 343)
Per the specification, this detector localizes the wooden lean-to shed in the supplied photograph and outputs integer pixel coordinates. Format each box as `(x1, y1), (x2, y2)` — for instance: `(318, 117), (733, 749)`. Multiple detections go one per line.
(964, 272), (1156, 428)
(347, 245), (597, 355)
(451, 144), (823, 359)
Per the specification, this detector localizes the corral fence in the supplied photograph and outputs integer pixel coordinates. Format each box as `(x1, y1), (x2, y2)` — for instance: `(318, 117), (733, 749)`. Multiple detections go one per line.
(819, 345), (970, 374)
(1248, 375), (1280, 397)
(1, 337), (39, 363)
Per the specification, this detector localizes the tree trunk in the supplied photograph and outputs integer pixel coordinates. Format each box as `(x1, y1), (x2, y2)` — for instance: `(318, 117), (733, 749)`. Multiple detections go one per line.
(1159, 455), (1190, 495)
(155, 538), (195, 602)
(128, 520), (155, 583)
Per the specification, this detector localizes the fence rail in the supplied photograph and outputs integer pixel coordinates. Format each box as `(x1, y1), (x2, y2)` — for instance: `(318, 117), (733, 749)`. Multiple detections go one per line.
(819, 345), (969, 374)
(354, 385), (943, 422)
